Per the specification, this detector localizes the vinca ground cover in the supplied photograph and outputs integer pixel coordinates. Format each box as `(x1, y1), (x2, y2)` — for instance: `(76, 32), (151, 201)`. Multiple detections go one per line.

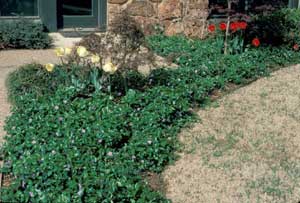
(1, 35), (300, 202)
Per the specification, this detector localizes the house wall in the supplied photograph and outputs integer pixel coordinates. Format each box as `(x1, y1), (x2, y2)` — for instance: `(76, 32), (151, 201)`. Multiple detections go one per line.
(107, 0), (209, 38)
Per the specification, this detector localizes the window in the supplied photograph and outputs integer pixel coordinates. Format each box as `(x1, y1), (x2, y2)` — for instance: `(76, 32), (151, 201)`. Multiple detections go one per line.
(62, 0), (92, 16)
(0, 0), (38, 16)
(209, 0), (288, 16)
(247, 0), (288, 12)
(209, 0), (245, 16)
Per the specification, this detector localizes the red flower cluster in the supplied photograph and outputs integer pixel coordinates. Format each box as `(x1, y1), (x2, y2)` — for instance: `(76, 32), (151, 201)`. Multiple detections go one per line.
(208, 21), (259, 49)
(293, 44), (299, 51)
(252, 38), (260, 47)
(230, 21), (248, 32)
(208, 21), (248, 33)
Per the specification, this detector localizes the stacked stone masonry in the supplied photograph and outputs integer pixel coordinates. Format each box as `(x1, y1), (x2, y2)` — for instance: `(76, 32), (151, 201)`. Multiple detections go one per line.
(108, 0), (209, 38)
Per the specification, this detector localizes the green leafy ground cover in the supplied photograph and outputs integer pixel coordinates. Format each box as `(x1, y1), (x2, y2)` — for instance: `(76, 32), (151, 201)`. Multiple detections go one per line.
(1, 35), (300, 202)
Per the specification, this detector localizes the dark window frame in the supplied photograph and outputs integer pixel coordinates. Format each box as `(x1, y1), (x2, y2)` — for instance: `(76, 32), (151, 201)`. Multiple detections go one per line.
(0, 0), (107, 32)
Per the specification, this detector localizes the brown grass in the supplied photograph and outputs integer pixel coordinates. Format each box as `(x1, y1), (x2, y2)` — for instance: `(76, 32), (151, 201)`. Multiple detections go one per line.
(163, 65), (300, 203)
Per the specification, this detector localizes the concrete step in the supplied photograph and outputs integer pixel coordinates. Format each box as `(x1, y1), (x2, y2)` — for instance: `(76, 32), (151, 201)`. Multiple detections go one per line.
(49, 33), (82, 48)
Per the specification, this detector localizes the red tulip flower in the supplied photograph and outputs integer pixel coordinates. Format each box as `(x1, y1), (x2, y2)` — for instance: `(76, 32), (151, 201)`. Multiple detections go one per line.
(293, 44), (299, 51)
(252, 38), (260, 47)
(230, 22), (238, 32)
(208, 24), (216, 33)
(219, 22), (227, 31)
(238, 21), (248, 30)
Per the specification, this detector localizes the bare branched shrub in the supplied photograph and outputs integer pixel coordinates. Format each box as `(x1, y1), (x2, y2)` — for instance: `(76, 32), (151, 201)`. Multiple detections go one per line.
(110, 12), (145, 51)
(77, 12), (155, 73)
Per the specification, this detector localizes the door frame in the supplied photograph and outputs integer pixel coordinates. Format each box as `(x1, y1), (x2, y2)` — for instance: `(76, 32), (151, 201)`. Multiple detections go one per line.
(57, 0), (98, 29)
(40, 0), (107, 32)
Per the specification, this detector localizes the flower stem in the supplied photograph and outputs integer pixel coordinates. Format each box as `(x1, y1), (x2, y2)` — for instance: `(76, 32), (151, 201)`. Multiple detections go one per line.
(108, 74), (112, 98)
(224, 1), (232, 55)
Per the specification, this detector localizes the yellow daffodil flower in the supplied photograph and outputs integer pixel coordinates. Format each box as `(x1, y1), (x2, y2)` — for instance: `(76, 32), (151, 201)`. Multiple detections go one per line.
(103, 62), (118, 74)
(44, 63), (55, 72)
(55, 47), (65, 57)
(64, 48), (72, 55)
(77, 46), (89, 57)
(91, 54), (100, 63)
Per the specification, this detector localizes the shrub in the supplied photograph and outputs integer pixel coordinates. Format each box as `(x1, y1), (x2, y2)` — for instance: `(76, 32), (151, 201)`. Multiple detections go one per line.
(281, 8), (300, 46)
(110, 12), (145, 50)
(77, 12), (155, 78)
(245, 8), (300, 46)
(0, 19), (52, 49)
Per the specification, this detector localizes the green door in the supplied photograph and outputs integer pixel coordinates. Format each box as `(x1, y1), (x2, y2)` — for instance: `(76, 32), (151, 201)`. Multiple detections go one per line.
(57, 0), (99, 29)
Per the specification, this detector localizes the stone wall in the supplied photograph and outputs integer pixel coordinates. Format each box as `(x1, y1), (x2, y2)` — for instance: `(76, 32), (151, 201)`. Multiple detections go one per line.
(108, 0), (209, 38)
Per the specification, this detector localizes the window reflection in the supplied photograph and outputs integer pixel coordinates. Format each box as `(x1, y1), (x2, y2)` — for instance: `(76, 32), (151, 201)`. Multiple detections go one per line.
(63, 0), (92, 16)
(209, 0), (288, 16)
(0, 0), (38, 16)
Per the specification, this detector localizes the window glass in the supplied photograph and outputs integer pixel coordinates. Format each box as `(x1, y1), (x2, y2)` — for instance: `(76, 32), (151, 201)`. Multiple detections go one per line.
(248, 0), (288, 12)
(209, 0), (228, 16)
(209, 0), (288, 16)
(63, 0), (92, 16)
(209, 0), (245, 15)
(0, 0), (38, 16)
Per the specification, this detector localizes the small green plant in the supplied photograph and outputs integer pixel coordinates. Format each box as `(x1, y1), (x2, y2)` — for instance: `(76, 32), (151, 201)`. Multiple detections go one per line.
(0, 19), (52, 49)
(208, 21), (249, 54)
